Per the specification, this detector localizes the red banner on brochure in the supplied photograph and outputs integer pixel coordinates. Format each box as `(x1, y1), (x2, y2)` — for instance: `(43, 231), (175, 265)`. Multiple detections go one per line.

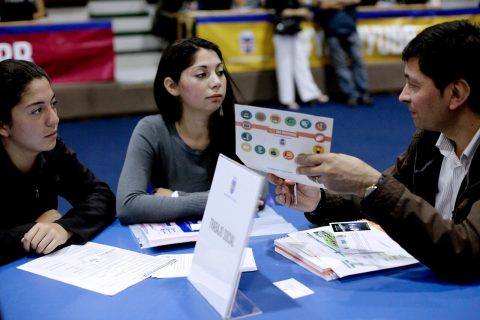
(0, 21), (114, 83)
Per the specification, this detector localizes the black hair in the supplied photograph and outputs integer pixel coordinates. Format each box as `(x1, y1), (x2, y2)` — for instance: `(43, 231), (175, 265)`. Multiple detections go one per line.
(153, 37), (239, 160)
(0, 59), (50, 124)
(402, 20), (480, 112)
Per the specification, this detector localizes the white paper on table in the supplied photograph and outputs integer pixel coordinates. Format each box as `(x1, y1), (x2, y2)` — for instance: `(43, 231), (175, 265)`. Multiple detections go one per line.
(152, 247), (257, 278)
(251, 205), (297, 237)
(17, 242), (175, 295)
(273, 278), (314, 299)
(235, 104), (334, 187)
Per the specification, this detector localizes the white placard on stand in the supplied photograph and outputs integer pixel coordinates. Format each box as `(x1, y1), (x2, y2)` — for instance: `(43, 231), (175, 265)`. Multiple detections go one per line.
(188, 154), (264, 319)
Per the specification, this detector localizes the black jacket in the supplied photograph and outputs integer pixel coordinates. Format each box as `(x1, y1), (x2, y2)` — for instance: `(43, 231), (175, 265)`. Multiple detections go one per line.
(0, 138), (115, 265)
(313, 4), (358, 37)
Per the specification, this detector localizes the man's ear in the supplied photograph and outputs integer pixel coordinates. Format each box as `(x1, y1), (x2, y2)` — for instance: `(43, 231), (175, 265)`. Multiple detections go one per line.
(448, 79), (470, 111)
(164, 77), (179, 97)
(0, 122), (10, 138)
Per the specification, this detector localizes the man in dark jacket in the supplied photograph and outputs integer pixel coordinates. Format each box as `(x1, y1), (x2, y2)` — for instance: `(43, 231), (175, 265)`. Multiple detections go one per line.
(269, 20), (480, 281)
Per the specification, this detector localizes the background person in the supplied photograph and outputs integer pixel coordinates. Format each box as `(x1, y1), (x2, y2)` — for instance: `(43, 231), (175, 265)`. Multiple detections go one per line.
(312, 0), (372, 106)
(264, 0), (329, 110)
(0, 59), (116, 266)
(196, 0), (233, 9)
(0, 0), (45, 22)
(116, 37), (245, 224)
(269, 20), (480, 280)
(232, 0), (260, 9)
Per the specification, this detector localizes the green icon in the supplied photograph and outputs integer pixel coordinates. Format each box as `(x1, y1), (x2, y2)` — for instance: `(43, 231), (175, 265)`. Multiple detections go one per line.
(241, 110), (252, 119)
(300, 119), (311, 129)
(255, 145), (265, 154)
(241, 132), (252, 141)
(285, 116), (296, 126)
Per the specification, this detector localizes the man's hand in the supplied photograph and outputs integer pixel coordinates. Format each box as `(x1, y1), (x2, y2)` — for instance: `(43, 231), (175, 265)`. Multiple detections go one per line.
(296, 153), (382, 197)
(22, 223), (73, 255)
(268, 174), (321, 212)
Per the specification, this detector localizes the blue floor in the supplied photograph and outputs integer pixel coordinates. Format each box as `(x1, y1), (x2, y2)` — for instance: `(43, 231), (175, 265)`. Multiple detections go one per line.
(59, 93), (415, 198)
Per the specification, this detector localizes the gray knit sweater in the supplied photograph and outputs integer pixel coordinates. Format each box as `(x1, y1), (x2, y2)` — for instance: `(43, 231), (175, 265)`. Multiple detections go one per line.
(116, 115), (217, 224)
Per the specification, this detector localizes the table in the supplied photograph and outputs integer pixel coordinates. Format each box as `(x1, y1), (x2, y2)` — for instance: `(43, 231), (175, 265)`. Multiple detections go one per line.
(1, 205), (479, 320)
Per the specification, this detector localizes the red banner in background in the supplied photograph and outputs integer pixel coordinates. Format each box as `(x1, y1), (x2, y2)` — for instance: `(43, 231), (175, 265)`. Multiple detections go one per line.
(0, 21), (115, 83)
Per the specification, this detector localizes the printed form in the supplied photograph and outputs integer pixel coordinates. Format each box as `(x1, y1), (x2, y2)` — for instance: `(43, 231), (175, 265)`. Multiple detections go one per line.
(17, 242), (175, 295)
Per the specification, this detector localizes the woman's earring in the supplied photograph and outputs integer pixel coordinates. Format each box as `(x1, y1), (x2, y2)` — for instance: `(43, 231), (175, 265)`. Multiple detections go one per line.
(219, 105), (224, 116)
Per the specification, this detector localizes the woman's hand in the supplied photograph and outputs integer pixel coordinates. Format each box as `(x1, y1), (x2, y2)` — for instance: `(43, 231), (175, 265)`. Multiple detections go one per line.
(22, 223), (73, 254)
(35, 209), (62, 223)
(153, 188), (174, 197)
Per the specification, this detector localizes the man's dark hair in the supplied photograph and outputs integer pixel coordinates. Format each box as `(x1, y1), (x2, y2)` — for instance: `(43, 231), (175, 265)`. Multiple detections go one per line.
(402, 20), (480, 112)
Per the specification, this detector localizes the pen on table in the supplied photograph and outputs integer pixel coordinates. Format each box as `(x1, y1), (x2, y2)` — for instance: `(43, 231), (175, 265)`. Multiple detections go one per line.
(293, 183), (298, 207)
(142, 257), (178, 278)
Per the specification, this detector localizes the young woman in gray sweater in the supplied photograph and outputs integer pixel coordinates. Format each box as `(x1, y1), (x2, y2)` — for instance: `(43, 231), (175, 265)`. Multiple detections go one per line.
(116, 38), (242, 224)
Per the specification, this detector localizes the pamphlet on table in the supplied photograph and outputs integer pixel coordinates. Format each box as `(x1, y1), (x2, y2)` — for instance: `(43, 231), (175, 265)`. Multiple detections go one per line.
(128, 205), (296, 249)
(129, 220), (201, 249)
(274, 221), (418, 281)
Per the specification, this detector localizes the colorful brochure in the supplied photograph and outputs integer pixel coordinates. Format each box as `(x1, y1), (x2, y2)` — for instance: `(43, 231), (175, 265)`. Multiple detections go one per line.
(235, 104), (334, 186)
(274, 221), (418, 281)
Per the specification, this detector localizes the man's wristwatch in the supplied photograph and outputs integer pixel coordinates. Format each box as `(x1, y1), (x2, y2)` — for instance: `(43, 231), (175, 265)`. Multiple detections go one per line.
(363, 175), (384, 199)
(364, 184), (378, 199)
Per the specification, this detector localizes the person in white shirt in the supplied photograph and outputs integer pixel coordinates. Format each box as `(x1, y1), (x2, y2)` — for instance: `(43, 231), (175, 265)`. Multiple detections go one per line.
(269, 20), (480, 281)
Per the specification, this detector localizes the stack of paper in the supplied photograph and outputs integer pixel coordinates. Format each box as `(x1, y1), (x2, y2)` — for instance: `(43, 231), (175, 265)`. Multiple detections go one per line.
(274, 221), (418, 281)
(129, 220), (201, 248)
(129, 206), (297, 249)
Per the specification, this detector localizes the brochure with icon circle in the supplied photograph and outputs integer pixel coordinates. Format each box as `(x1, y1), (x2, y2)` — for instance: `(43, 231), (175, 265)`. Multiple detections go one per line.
(235, 104), (333, 187)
